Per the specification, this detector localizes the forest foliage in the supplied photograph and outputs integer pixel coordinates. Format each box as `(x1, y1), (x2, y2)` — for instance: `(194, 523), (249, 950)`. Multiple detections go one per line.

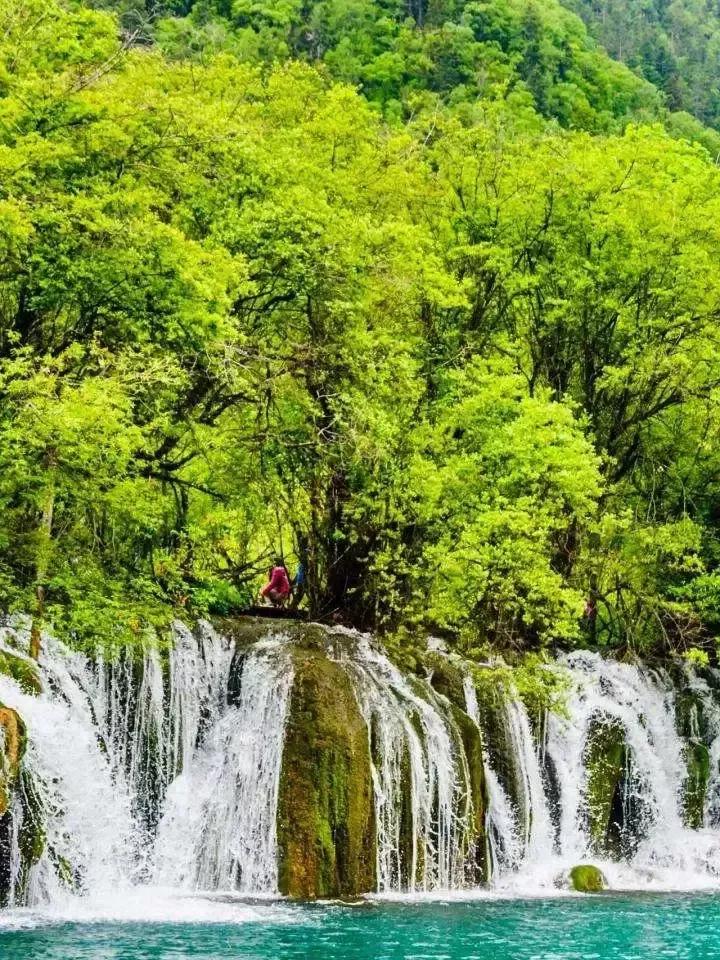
(564, 0), (720, 137)
(3, 0), (720, 661)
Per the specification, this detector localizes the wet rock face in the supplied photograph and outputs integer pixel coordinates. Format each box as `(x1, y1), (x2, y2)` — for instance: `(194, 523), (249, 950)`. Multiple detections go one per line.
(674, 682), (712, 829)
(0, 705), (42, 907)
(0, 706), (25, 818)
(277, 647), (376, 899)
(426, 654), (488, 883)
(426, 653), (467, 708)
(448, 705), (489, 886)
(684, 741), (710, 829)
(583, 717), (627, 856)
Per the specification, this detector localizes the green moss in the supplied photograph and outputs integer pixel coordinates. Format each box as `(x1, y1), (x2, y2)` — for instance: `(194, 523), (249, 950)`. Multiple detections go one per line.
(449, 704), (488, 884)
(51, 852), (76, 890)
(0, 708), (44, 907)
(684, 741), (710, 829)
(217, 618), (329, 653)
(583, 718), (626, 855)
(675, 690), (706, 741)
(0, 652), (41, 696)
(9, 770), (46, 904)
(397, 737), (416, 890)
(277, 649), (376, 899)
(0, 706), (26, 817)
(425, 654), (466, 708)
(569, 864), (606, 892)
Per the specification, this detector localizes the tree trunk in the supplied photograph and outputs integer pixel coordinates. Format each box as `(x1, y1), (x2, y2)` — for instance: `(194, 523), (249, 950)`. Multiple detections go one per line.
(29, 451), (56, 662)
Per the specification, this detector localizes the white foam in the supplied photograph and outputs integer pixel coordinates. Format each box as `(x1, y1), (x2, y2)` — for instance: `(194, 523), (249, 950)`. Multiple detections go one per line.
(0, 885), (299, 928)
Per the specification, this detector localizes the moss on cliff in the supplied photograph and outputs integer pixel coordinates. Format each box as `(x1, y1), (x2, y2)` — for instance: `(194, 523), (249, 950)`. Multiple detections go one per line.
(675, 689), (707, 742)
(277, 647), (376, 899)
(684, 741), (710, 829)
(426, 654), (466, 708)
(0, 651), (41, 696)
(0, 705), (43, 907)
(15, 770), (45, 897)
(449, 704), (488, 884)
(0, 706), (26, 817)
(396, 735), (416, 890)
(583, 718), (626, 856)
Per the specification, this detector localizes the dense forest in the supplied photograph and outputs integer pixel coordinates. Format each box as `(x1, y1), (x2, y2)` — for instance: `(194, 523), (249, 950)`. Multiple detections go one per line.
(2, 0), (720, 663)
(565, 0), (720, 135)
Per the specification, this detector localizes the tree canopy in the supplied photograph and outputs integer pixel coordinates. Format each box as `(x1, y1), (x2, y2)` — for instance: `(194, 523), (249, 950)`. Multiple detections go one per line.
(2, 0), (720, 661)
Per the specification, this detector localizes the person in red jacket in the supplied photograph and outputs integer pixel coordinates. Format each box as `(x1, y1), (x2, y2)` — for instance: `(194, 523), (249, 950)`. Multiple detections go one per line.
(259, 559), (291, 607)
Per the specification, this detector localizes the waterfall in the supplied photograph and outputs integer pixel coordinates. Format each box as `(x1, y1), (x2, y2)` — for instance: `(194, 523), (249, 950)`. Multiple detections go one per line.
(0, 631), (140, 905)
(153, 636), (293, 892)
(543, 651), (720, 886)
(504, 699), (554, 866)
(338, 634), (476, 893)
(462, 675), (548, 882)
(463, 651), (720, 892)
(5, 612), (720, 907)
(0, 621), (294, 907)
(463, 676), (522, 877)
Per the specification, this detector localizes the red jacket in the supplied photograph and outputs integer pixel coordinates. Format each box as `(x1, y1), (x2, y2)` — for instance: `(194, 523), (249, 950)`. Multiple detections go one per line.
(268, 565), (291, 596)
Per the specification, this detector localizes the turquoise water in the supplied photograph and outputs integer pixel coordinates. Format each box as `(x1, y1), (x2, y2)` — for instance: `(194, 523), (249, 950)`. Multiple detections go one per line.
(1, 894), (719, 959)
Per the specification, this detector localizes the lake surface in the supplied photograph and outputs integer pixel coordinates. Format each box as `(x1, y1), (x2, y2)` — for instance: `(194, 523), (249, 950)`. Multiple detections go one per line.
(0, 892), (718, 959)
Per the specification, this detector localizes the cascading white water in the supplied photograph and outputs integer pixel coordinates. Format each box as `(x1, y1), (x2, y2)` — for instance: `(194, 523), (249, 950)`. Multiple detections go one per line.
(462, 673), (554, 884)
(463, 676), (522, 878)
(542, 651), (720, 887)
(504, 699), (554, 868)
(693, 667), (720, 827)
(0, 620), (295, 908)
(464, 650), (720, 892)
(6, 610), (720, 908)
(0, 627), (140, 906)
(153, 636), (293, 892)
(337, 633), (476, 893)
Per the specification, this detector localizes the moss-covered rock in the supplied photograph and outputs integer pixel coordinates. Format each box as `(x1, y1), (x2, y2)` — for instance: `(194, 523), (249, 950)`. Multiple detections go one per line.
(217, 617), (328, 652)
(675, 689), (707, 742)
(569, 864), (606, 892)
(583, 718), (626, 856)
(448, 704), (488, 884)
(0, 651), (41, 696)
(426, 654), (466, 709)
(684, 741), (710, 829)
(0, 705), (42, 907)
(277, 648), (376, 899)
(0, 706), (26, 817)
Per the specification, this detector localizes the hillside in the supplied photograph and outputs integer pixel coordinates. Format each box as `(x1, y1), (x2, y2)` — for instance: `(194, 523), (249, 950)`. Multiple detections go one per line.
(90, 0), (665, 127)
(89, 0), (720, 151)
(564, 0), (720, 133)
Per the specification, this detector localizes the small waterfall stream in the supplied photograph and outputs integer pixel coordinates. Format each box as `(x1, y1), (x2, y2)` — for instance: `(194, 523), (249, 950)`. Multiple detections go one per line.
(474, 651), (720, 891)
(0, 632), (140, 906)
(541, 652), (720, 888)
(153, 636), (293, 892)
(338, 635), (475, 893)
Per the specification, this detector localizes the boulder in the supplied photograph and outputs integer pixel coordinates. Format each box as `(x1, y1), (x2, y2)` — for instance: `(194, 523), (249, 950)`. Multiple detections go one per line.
(569, 863), (607, 893)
